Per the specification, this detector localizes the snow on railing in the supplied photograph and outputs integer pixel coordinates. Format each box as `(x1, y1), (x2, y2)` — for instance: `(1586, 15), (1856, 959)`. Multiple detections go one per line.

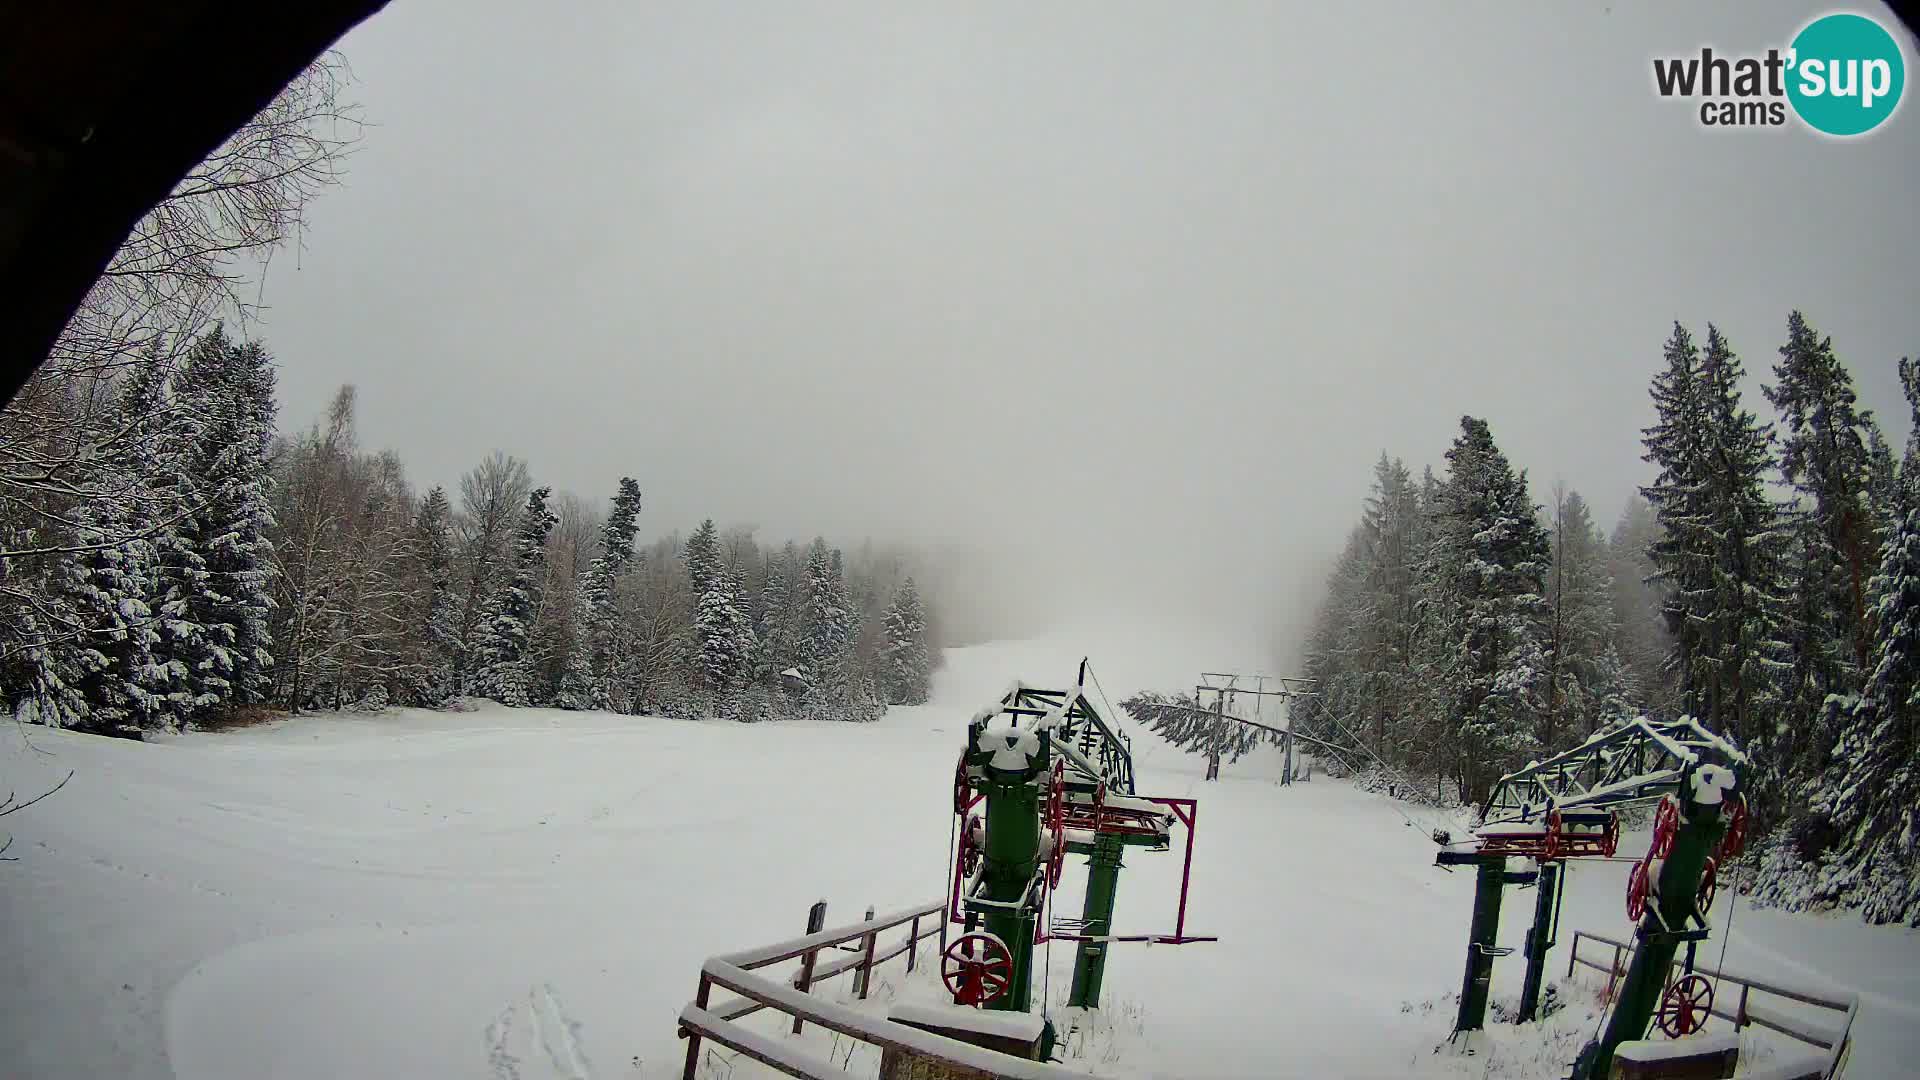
(1566, 929), (1857, 1078)
(678, 897), (1083, 1080)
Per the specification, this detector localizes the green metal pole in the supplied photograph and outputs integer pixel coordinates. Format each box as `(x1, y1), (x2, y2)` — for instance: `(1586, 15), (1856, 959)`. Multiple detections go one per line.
(1067, 832), (1125, 1007)
(1518, 861), (1560, 1023)
(979, 767), (1041, 1012)
(1583, 772), (1732, 1079)
(1453, 855), (1509, 1035)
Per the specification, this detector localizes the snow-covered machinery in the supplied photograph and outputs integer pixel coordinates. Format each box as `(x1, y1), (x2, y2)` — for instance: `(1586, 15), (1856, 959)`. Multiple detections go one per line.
(1433, 717), (1747, 1079)
(945, 661), (1213, 1039)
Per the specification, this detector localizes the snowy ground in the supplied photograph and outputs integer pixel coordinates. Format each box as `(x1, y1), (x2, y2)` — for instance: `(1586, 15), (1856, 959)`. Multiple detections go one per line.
(3, 618), (1916, 1079)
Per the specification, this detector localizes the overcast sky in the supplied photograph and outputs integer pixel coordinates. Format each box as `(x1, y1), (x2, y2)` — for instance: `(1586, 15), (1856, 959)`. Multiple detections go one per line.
(254, 1), (1920, 660)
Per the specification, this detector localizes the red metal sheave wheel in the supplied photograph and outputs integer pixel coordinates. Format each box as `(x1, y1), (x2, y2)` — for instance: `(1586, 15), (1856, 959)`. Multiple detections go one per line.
(1602, 812), (1621, 858)
(958, 814), (982, 877)
(1697, 855), (1718, 914)
(942, 932), (1013, 1007)
(954, 752), (971, 816)
(1047, 817), (1066, 889)
(1651, 798), (1679, 860)
(1044, 761), (1067, 889)
(1719, 796), (1748, 860)
(1626, 858), (1651, 923)
(1656, 974), (1714, 1038)
(1543, 810), (1562, 860)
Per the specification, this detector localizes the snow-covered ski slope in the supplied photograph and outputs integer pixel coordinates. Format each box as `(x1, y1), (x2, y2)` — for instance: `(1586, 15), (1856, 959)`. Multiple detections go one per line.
(2, 618), (1916, 1079)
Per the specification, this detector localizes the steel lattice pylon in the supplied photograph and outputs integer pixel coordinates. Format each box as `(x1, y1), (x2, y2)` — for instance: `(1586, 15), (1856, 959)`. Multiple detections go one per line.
(1479, 716), (1747, 827)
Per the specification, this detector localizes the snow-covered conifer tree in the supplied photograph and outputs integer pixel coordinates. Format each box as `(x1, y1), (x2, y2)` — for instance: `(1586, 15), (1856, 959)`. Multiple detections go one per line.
(1423, 416), (1552, 803)
(557, 478), (641, 711)
(1798, 498), (1920, 924)
(1543, 489), (1629, 749)
(1607, 496), (1678, 717)
(61, 360), (178, 735)
(1641, 324), (1791, 805)
(413, 486), (461, 705)
(167, 327), (278, 719)
(694, 565), (756, 692)
(684, 519), (721, 599)
(753, 548), (797, 683)
(470, 486), (557, 706)
(877, 577), (932, 704)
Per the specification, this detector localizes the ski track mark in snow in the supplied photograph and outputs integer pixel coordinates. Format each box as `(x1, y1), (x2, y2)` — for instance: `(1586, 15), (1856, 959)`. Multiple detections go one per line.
(486, 1005), (522, 1080)
(489, 985), (593, 1080)
(535, 983), (593, 1080)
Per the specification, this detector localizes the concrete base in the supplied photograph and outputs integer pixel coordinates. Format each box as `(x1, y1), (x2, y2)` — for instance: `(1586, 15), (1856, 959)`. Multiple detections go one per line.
(879, 1004), (1044, 1079)
(1609, 1033), (1739, 1079)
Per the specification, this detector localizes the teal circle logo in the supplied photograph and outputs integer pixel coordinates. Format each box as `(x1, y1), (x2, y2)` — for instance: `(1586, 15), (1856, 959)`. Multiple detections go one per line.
(1787, 13), (1906, 136)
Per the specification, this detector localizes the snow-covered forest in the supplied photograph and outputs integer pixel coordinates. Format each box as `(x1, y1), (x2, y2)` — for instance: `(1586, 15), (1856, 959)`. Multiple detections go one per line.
(0, 59), (939, 740)
(0, 332), (942, 733)
(1297, 318), (1920, 925)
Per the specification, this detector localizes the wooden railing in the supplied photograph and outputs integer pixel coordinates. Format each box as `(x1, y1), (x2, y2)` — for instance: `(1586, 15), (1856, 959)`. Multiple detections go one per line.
(678, 898), (1085, 1080)
(1566, 929), (1858, 1079)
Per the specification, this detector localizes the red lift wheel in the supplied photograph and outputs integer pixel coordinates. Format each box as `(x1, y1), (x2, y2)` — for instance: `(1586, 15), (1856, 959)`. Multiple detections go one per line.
(1543, 810), (1563, 860)
(1046, 819), (1067, 889)
(954, 753), (971, 815)
(1626, 859), (1652, 923)
(1044, 761), (1067, 889)
(1656, 974), (1714, 1038)
(1719, 796), (1748, 860)
(958, 814), (983, 877)
(1602, 812), (1621, 858)
(1651, 798), (1679, 860)
(942, 932), (1013, 1006)
(1697, 855), (1717, 913)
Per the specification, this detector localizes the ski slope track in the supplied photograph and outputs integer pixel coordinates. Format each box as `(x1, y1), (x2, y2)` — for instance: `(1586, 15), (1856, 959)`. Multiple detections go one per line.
(2, 619), (1916, 1078)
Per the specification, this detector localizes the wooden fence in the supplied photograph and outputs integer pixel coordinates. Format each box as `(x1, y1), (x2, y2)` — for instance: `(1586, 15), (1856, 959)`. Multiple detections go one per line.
(1566, 929), (1858, 1079)
(678, 898), (1087, 1080)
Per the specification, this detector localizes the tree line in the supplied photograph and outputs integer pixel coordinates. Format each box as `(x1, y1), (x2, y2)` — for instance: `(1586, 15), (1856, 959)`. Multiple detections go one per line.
(1297, 312), (1920, 925)
(0, 58), (941, 738)
(1, 329), (940, 733)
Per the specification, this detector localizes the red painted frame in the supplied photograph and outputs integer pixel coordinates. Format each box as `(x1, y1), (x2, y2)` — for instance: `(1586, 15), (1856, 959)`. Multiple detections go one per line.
(1037, 795), (1217, 946)
(947, 790), (987, 925)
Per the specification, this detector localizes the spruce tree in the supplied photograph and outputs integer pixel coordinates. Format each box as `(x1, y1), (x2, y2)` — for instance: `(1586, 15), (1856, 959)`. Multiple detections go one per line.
(1866, 427), (1899, 534)
(470, 486), (557, 705)
(1357, 454), (1424, 759)
(1802, 499), (1920, 923)
(1642, 324), (1793, 777)
(685, 519), (721, 599)
(1901, 358), (1920, 498)
(878, 577), (933, 704)
(1641, 323), (1715, 723)
(754, 547), (798, 682)
(1544, 489), (1629, 749)
(62, 361), (177, 735)
(168, 327), (278, 718)
(1301, 526), (1372, 748)
(413, 486), (461, 705)
(800, 539), (856, 681)
(1608, 495), (1678, 717)
(1767, 311), (1878, 676)
(557, 477), (641, 710)
(694, 565), (756, 692)
(1424, 416), (1552, 803)
(1697, 326), (1793, 790)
